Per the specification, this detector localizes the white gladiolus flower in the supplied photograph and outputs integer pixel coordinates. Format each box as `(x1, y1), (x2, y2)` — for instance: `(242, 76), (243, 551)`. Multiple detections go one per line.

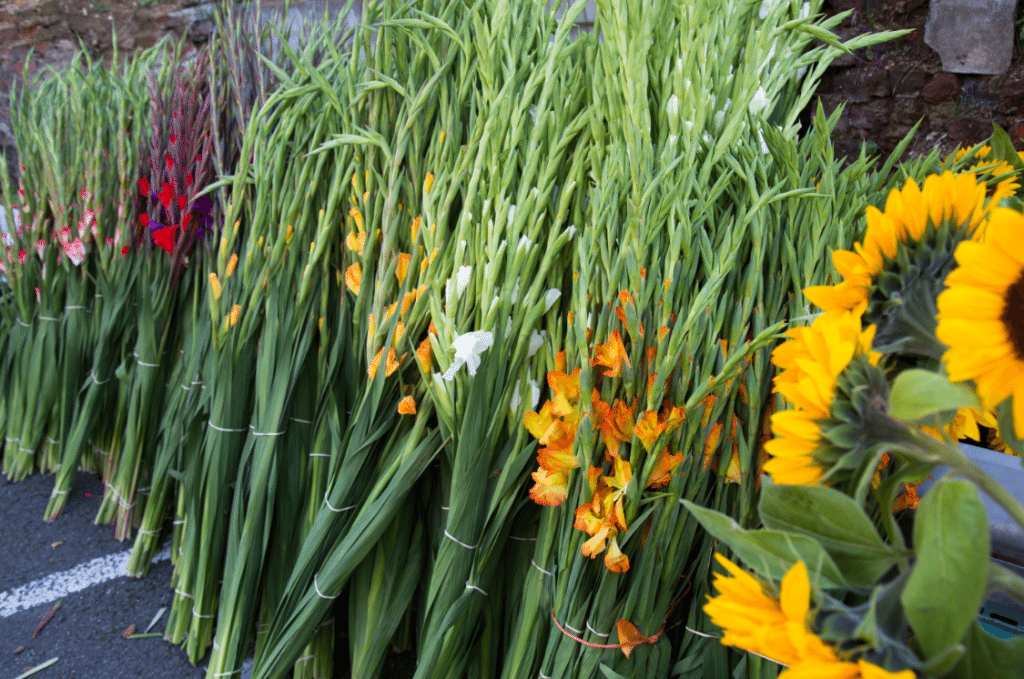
(445, 278), (453, 308)
(668, 134), (678, 147)
(750, 87), (769, 114)
(683, 120), (693, 134)
(457, 265), (472, 297)
(800, 2), (810, 18)
(508, 204), (517, 223)
(528, 329), (544, 358)
(797, 65), (808, 80)
(713, 110), (725, 132)
(667, 94), (679, 117)
(758, 128), (770, 155)
(676, 57), (683, 73)
(529, 379), (540, 410)
(759, 0), (776, 19)
(517, 235), (531, 252)
(544, 289), (561, 312)
(565, 225), (576, 239)
(511, 278), (520, 303)
(506, 315), (513, 336)
(767, 38), (777, 62)
(442, 330), (494, 380)
(510, 379), (523, 414)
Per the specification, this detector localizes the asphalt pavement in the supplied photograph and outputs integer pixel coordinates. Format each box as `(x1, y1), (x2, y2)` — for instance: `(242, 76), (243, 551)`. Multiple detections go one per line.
(0, 469), (245, 679)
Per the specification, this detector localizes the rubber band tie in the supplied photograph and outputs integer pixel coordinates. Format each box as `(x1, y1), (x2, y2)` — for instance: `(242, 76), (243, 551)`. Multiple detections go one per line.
(586, 622), (609, 637)
(51, 488), (69, 495)
(296, 655), (315, 663)
(174, 589), (194, 599)
(192, 607), (214, 619)
(213, 670), (241, 677)
(38, 315), (58, 321)
(250, 428), (285, 436)
(465, 583), (488, 596)
(16, 320), (30, 327)
(66, 305), (85, 310)
(291, 417), (313, 424)
(133, 352), (159, 368)
(443, 529), (477, 550)
(137, 529), (160, 536)
(509, 536), (536, 541)
(91, 372), (109, 384)
(309, 452), (331, 458)
(313, 573), (339, 600)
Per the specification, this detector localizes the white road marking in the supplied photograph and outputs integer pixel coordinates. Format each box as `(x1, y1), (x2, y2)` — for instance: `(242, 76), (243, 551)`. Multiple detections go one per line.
(0, 545), (171, 618)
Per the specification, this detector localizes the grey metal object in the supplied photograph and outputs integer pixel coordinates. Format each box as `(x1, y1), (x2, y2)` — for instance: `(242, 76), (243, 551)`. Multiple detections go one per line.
(924, 0), (1019, 75)
(917, 441), (1024, 565)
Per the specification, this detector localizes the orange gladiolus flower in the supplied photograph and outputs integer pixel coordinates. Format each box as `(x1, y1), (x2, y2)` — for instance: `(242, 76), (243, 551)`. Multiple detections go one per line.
(368, 347), (403, 379)
(646, 448), (684, 489)
(703, 422), (723, 472)
(536, 446), (579, 473)
(593, 397), (635, 458)
(634, 410), (667, 451)
(398, 395), (416, 414)
(346, 230), (366, 254)
(345, 263), (362, 295)
(591, 329), (631, 378)
(416, 337), (432, 373)
(548, 368), (582, 417)
(604, 536), (629, 573)
(395, 252), (412, 285)
(529, 468), (570, 506)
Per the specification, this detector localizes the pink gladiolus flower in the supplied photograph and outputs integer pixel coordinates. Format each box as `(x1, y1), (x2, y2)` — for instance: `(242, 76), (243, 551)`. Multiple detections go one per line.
(35, 287), (40, 303)
(17, 249), (26, 265)
(63, 238), (86, 266)
(59, 227), (71, 242)
(35, 240), (45, 259)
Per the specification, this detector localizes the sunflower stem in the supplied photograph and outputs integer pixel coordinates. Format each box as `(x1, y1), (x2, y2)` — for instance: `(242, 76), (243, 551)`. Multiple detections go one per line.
(987, 560), (1024, 609)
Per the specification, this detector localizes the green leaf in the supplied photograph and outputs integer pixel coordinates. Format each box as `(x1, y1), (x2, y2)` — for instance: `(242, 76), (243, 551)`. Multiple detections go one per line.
(757, 477), (903, 587)
(599, 664), (632, 679)
(888, 369), (980, 423)
(947, 619), (1024, 679)
(900, 479), (990, 662)
(989, 124), (1024, 174)
(681, 500), (847, 590)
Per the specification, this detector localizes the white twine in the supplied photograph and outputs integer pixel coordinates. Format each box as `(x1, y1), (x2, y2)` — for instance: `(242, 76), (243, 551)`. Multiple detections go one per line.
(586, 622), (609, 638)
(16, 320), (30, 327)
(138, 487), (150, 493)
(4, 437), (20, 443)
(174, 589), (194, 600)
(509, 536), (536, 541)
(50, 488), (70, 495)
(309, 453), (330, 458)
(91, 371), (109, 385)
(94, 293), (103, 298)
(38, 315), (59, 321)
(564, 620), (582, 635)
(539, 673), (552, 679)
(19, 446), (32, 453)
(66, 305), (85, 310)
(137, 529), (160, 536)
(291, 417), (313, 424)
(208, 421), (248, 433)
(296, 655), (315, 663)
(324, 493), (356, 513)
(441, 505), (450, 511)
(45, 437), (60, 444)
(191, 607), (214, 619)
(173, 519), (186, 525)
(531, 560), (552, 576)
(313, 573), (338, 600)
(213, 671), (242, 677)
(465, 583), (488, 596)
(443, 529), (477, 550)
(136, 359), (160, 367)
(250, 427), (285, 437)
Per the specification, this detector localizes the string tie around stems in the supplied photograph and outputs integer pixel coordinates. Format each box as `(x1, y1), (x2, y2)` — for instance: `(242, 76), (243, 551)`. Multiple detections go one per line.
(191, 607), (214, 619)
(212, 670), (242, 677)
(443, 529), (477, 550)
(531, 560), (552, 576)
(586, 622), (609, 637)
(465, 582), (488, 596)
(38, 315), (58, 321)
(65, 305), (85, 311)
(89, 370), (109, 385)
(309, 452), (331, 458)
(207, 421), (248, 433)
(44, 437), (59, 444)
(291, 417), (313, 424)
(174, 588), (194, 600)
(296, 655), (315, 663)
(509, 535), (536, 541)
(132, 352), (159, 368)
(16, 319), (30, 327)
(324, 492), (357, 513)
(313, 573), (339, 600)
(137, 529), (160, 536)
(249, 425), (285, 436)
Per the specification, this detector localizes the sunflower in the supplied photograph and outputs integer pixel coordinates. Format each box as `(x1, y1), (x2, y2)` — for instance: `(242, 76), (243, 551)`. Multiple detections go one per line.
(804, 172), (990, 359)
(764, 309), (881, 485)
(936, 206), (1024, 440)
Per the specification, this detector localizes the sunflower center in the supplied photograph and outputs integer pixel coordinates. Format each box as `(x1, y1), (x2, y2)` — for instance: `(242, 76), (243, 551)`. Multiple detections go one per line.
(1002, 273), (1024, 361)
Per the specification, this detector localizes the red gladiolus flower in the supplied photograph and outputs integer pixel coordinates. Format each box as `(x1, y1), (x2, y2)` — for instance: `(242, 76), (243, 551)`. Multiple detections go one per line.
(158, 182), (174, 209)
(177, 195), (187, 210)
(185, 173), (193, 187)
(169, 134), (176, 144)
(121, 245), (130, 256)
(152, 226), (176, 254)
(165, 155), (174, 173)
(182, 214), (192, 231)
(18, 249), (27, 265)
(138, 178), (150, 196)
(139, 213), (150, 227)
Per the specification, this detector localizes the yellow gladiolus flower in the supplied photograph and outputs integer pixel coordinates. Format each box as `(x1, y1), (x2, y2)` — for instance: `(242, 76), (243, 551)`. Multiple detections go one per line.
(229, 304), (241, 327)
(398, 395), (416, 414)
(209, 273), (222, 300)
(424, 172), (434, 196)
(225, 253), (238, 278)
(395, 252), (412, 286)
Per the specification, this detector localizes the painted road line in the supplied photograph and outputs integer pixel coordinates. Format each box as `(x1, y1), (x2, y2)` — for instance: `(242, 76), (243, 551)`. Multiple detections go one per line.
(0, 545), (172, 618)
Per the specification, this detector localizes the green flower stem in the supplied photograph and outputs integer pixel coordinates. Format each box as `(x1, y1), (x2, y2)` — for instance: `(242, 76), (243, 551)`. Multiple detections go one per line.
(987, 560), (1024, 609)
(881, 412), (1024, 537)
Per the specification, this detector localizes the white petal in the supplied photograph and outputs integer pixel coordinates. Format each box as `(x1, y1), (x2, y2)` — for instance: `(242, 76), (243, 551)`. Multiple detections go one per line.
(528, 329), (544, 358)
(457, 265), (472, 297)
(667, 94), (679, 117)
(544, 289), (561, 312)
(529, 379), (540, 410)
(517, 235), (531, 252)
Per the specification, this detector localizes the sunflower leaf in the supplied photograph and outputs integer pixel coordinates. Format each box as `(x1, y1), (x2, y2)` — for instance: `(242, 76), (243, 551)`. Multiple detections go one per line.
(757, 477), (904, 587)
(888, 368), (981, 423)
(901, 478), (989, 662)
(680, 499), (847, 590)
